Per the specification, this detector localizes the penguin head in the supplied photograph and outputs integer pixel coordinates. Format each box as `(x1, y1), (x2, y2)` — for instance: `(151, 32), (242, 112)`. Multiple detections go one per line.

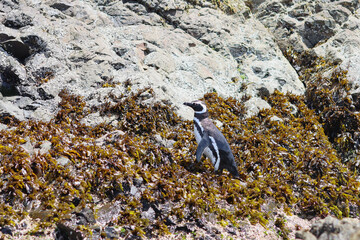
(183, 100), (207, 114)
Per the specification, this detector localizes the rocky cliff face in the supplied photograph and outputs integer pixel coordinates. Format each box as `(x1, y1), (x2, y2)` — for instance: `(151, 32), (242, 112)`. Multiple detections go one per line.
(2, 0), (359, 121)
(1, 0), (360, 239)
(0, 0), (307, 123)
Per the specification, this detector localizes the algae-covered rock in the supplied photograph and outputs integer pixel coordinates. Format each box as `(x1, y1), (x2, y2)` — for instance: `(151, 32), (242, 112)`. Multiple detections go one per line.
(0, 87), (359, 239)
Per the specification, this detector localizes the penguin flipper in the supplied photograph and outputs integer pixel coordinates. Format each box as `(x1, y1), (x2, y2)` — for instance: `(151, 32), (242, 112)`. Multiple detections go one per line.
(196, 132), (210, 163)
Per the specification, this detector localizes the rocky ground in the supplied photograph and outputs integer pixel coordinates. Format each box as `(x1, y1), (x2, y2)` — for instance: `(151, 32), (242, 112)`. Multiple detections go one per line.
(1, 0), (360, 239)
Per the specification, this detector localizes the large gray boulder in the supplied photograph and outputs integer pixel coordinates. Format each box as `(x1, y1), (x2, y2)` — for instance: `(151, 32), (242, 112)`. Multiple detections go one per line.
(297, 216), (360, 240)
(0, 0), (305, 122)
(252, 0), (360, 95)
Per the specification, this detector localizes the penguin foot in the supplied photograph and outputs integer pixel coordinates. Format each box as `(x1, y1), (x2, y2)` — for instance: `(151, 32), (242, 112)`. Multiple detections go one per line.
(189, 162), (197, 170)
(188, 162), (202, 173)
(214, 169), (224, 175)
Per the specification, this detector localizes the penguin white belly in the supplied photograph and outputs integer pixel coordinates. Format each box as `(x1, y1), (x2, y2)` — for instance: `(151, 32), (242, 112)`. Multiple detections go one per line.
(194, 124), (202, 143)
(194, 125), (218, 167)
(203, 148), (216, 166)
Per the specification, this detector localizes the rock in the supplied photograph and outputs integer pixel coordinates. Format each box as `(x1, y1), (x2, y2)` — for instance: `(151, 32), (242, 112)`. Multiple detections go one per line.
(39, 140), (52, 155)
(166, 215), (177, 226)
(251, 0), (360, 101)
(153, 134), (175, 148)
(301, 12), (337, 48)
(95, 130), (126, 146)
(328, 5), (352, 24)
(296, 231), (317, 240)
(133, 175), (144, 187)
(76, 208), (96, 225)
(55, 222), (84, 240)
(56, 156), (70, 166)
(96, 202), (122, 225)
(31, 104), (56, 122)
(338, 0), (360, 12)
(141, 207), (156, 221)
(226, 225), (237, 235)
(296, 216), (360, 240)
(164, 6), (305, 98)
(0, 39), (31, 62)
(130, 185), (139, 197)
(20, 35), (47, 55)
(0, 51), (27, 97)
(351, 230), (360, 240)
(254, 1), (286, 20)
(144, 51), (176, 73)
(0, 99), (25, 121)
(0, 123), (9, 130)
(12, 96), (33, 109)
(0, 226), (13, 236)
(244, 97), (271, 118)
(176, 222), (197, 233)
(20, 137), (35, 156)
(50, 3), (72, 12)
(314, 28), (360, 91)
(269, 115), (283, 123)
(3, 10), (33, 29)
(0, 0), (20, 13)
(104, 227), (118, 239)
(0, 33), (15, 42)
(0, 0), (305, 123)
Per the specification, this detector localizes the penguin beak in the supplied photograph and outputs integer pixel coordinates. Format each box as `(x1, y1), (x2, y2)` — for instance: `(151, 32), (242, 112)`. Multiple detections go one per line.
(183, 102), (192, 107)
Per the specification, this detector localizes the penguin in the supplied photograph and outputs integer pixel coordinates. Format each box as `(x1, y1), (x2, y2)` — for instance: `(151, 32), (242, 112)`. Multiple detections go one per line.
(184, 100), (240, 177)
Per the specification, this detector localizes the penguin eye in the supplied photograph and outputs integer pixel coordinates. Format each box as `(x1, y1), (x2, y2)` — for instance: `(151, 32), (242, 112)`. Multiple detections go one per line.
(194, 104), (204, 112)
